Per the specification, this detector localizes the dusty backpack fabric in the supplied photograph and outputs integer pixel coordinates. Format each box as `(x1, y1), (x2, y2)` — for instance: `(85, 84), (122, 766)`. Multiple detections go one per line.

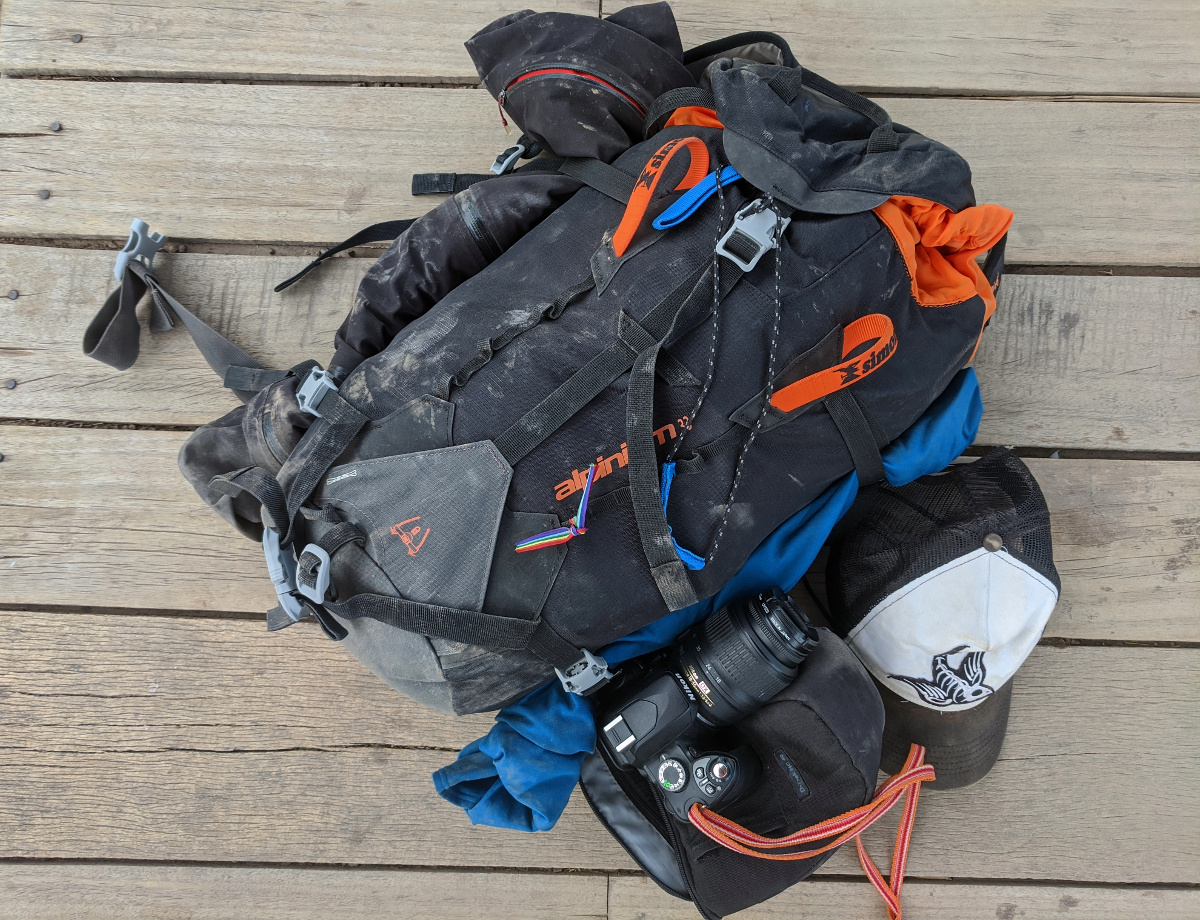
(86, 3), (1011, 717)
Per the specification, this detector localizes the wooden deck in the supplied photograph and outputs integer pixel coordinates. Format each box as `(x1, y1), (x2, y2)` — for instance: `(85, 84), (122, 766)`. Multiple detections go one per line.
(0, 2), (1197, 917)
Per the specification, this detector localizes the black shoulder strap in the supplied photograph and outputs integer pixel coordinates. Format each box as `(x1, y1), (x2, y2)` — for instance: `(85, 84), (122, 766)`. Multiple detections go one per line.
(83, 261), (270, 402)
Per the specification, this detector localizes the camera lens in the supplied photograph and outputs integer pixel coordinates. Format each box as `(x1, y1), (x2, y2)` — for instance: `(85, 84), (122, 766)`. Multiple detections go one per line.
(674, 588), (819, 725)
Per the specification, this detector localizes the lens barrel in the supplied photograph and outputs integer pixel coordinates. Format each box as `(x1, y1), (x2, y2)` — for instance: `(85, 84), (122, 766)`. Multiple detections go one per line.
(674, 589), (819, 725)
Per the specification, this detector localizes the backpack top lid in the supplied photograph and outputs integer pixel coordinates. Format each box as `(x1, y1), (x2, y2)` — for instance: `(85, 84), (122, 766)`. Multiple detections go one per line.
(708, 60), (977, 215)
(466, 3), (695, 160)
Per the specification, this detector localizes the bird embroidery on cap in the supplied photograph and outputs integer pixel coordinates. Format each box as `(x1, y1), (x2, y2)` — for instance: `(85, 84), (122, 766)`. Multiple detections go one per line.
(890, 645), (994, 707)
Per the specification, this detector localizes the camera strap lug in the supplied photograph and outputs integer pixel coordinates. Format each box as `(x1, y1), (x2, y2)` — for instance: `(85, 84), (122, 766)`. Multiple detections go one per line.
(555, 648), (613, 696)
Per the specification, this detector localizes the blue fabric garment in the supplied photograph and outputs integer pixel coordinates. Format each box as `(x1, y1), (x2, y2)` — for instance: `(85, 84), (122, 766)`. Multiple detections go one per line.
(433, 368), (983, 832)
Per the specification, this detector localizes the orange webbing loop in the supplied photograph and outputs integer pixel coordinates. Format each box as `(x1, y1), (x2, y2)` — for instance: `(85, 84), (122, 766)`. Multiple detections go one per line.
(612, 137), (710, 258)
(769, 313), (897, 414)
(689, 744), (934, 919)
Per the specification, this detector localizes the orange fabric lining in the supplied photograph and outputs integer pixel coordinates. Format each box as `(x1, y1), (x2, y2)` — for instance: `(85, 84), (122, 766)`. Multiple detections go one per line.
(873, 196), (1012, 327)
(612, 136), (709, 257)
(663, 106), (724, 129)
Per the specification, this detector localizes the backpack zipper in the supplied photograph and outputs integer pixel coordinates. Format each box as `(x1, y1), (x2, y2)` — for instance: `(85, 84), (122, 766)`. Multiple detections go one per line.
(497, 68), (647, 128)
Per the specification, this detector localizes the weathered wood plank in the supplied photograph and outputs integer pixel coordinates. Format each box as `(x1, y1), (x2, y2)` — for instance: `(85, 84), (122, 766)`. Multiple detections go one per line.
(0, 612), (492, 753)
(0, 645), (1194, 881)
(1, 866), (1193, 920)
(609, 875), (1200, 920)
(0, 864), (608, 920)
(609, 0), (1200, 97)
(0, 426), (1193, 640)
(0, 0), (597, 83)
(1, 81), (1197, 264)
(4, 244), (1197, 452)
(3, 0), (1197, 98)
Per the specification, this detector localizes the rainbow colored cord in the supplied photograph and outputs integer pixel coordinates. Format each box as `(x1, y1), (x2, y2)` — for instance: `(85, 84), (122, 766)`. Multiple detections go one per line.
(515, 464), (596, 553)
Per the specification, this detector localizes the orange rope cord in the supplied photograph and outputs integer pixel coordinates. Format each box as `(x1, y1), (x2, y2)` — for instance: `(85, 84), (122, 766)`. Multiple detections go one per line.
(689, 744), (934, 919)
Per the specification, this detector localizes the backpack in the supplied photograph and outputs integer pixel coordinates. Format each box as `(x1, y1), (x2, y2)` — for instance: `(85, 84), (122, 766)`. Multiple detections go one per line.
(84, 2), (1011, 717)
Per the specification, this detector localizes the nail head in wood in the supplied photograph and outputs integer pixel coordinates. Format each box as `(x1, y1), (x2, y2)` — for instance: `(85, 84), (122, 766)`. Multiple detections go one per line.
(50, 122), (63, 132)
(72, 34), (83, 43)
(4, 379), (17, 390)
(38, 190), (51, 200)
(7, 291), (17, 300)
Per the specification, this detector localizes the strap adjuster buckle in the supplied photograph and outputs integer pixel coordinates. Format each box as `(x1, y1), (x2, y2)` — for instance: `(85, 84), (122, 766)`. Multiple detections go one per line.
(714, 199), (790, 273)
(490, 143), (526, 176)
(296, 544), (333, 604)
(262, 527), (305, 627)
(114, 218), (168, 281)
(555, 649), (613, 696)
(296, 367), (339, 417)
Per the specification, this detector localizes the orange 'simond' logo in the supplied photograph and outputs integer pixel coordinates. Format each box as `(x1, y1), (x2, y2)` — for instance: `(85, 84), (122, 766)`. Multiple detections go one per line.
(391, 517), (429, 556)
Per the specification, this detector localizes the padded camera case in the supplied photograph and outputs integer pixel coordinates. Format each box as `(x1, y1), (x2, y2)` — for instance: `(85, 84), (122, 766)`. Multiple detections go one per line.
(580, 627), (885, 918)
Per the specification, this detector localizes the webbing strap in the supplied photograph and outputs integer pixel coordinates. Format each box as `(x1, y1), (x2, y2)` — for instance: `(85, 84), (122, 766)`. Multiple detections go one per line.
(823, 390), (886, 487)
(642, 86), (715, 137)
(558, 158), (637, 204)
(275, 389), (368, 546)
(492, 261), (711, 467)
(273, 219), (417, 292)
(208, 466), (287, 532)
(411, 159), (567, 196)
(83, 262), (267, 402)
(624, 264), (743, 611)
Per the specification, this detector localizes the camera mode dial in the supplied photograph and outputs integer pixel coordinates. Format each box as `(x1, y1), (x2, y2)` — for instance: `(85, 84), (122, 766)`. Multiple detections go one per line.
(657, 758), (688, 793)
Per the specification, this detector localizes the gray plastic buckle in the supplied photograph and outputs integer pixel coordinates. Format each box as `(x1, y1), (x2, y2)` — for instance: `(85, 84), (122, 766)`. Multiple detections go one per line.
(296, 367), (339, 418)
(114, 218), (168, 281)
(295, 544), (332, 604)
(490, 143), (526, 175)
(714, 200), (790, 273)
(555, 649), (613, 696)
(262, 527), (305, 625)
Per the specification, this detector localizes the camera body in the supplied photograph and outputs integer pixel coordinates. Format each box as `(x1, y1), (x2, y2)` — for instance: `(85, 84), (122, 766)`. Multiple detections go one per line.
(598, 588), (819, 820)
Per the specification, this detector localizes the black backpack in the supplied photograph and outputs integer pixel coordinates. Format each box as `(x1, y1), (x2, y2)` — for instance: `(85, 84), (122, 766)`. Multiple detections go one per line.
(85, 3), (1008, 716)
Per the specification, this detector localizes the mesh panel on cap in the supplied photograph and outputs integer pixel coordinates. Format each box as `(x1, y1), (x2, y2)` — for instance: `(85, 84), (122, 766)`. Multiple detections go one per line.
(828, 448), (1060, 635)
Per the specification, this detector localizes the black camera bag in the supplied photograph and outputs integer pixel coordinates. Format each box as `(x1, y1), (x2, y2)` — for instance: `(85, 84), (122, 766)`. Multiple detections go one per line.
(581, 627), (885, 919)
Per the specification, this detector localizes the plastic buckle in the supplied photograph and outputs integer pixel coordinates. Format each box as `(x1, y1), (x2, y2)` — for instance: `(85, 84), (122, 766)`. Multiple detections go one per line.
(555, 649), (613, 696)
(714, 200), (790, 273)
(262, 527), (305, 625)
(296, 367), (339, 418)
(295, 544), (332, 604)
(490, 143), (526, 176)
(114, 218), (168, 282)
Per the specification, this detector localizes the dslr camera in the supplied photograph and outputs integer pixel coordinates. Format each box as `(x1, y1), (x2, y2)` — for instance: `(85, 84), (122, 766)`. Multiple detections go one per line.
(598, 588), (819, 820)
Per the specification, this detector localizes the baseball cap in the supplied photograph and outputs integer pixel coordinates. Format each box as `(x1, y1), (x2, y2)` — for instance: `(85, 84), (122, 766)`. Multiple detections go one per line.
(825, 448), (1060, 788)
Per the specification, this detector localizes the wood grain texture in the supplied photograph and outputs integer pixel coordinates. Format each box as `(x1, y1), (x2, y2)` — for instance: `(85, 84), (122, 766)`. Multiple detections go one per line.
(4, 244), (1198, 451)
(1, 81), (1197, 264)
(0, 612), (492, 754)
(606, 0), (1200, 97)
(0, 864), (608, 920)
(609, 875), (1200, 920)
(0, 644), (1194, 881)
(3, 0), (1197, 97)
(973, 274), (1200, 453)
(1, 426), (1194, 639)
(0, 0), (597, 82)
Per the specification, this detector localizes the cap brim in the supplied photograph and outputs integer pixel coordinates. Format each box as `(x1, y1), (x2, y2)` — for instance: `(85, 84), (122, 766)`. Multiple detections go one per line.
(875, 676), (1012, 789)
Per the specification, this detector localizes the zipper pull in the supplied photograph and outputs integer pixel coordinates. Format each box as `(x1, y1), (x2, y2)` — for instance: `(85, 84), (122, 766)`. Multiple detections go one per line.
(497, 91), (512, 135)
